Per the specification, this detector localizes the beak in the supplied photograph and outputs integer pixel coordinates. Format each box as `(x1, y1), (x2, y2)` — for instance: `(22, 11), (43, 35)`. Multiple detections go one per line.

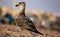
(15, 4), (19, 7)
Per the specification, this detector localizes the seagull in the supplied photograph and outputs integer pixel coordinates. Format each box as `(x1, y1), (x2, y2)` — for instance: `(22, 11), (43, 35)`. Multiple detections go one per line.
(15, 2), (43, 35)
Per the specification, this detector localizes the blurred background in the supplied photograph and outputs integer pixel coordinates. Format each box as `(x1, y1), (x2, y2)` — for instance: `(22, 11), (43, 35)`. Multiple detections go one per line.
(0, 0), (60, 37)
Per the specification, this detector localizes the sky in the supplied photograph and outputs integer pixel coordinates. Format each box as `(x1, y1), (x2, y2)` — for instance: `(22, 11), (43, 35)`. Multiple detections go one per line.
(0, 0), (60, 13)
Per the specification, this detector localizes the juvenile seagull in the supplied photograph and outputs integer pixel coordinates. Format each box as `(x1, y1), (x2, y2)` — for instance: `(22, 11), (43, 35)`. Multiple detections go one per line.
(15, 2), (43, 35)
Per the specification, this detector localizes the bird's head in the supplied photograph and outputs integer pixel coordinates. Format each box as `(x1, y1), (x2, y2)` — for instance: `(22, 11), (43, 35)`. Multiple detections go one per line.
(15, 2), (25, 7)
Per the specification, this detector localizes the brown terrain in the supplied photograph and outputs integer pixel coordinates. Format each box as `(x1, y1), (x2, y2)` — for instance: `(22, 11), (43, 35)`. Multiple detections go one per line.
(0, 10), (60, 37)
(0, 23), (60, 37)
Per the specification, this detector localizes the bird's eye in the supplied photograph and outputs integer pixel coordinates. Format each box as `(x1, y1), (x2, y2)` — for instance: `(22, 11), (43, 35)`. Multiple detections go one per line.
(20, 3), (21, 4)
(19, 3), (21, 4)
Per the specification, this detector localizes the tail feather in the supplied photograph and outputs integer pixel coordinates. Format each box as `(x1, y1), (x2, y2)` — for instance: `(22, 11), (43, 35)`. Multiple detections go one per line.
(27, 29), (43, 35)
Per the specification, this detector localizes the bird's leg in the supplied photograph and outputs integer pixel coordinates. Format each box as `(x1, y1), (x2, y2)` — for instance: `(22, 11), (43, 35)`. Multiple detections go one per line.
(15, 19), (18, 26)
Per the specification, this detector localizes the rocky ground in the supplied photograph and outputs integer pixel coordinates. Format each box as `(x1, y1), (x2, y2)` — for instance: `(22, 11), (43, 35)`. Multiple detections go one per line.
(0, 23), (60, 37)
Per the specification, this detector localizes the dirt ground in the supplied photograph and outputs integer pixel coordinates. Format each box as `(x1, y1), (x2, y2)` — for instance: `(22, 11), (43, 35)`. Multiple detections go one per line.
(0, 23), (60, 37)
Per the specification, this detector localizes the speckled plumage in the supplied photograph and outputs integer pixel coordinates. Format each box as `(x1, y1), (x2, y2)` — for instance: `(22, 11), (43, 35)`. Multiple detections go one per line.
(14, 2), (43, 35)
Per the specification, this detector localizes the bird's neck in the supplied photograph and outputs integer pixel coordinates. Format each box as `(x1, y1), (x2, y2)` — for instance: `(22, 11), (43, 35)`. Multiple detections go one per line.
(19, 6), (25, 16)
